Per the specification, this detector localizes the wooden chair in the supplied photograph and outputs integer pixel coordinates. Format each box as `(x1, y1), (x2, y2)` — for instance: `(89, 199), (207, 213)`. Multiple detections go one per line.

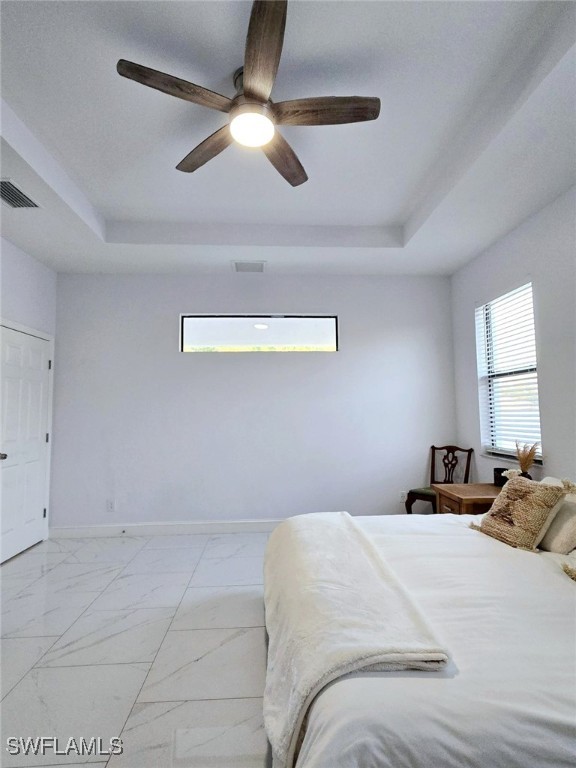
(405, 445), (473, 514)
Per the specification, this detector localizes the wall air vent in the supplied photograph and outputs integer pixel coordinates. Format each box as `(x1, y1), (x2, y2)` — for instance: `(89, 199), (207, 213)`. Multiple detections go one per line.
(0, 180), (39, 209)
(233, 261), (266, 273)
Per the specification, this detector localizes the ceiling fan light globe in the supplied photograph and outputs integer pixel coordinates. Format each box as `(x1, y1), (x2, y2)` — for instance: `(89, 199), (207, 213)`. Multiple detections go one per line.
(230, 112), (275, 148)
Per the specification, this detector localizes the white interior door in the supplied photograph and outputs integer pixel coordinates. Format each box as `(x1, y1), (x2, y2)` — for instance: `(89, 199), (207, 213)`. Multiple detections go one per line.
(1, 326), (51, 563)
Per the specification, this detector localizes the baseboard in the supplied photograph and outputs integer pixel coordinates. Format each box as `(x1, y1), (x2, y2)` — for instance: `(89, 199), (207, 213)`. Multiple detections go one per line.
(49, 518), (284, 538)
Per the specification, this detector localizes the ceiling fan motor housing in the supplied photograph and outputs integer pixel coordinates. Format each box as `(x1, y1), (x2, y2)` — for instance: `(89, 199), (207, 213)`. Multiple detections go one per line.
(229, 94), (275, 124)
(233, 66), (245, 93)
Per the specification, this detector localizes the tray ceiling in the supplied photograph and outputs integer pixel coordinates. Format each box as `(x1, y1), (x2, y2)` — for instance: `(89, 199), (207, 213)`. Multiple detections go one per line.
(1, 1), (574, 274)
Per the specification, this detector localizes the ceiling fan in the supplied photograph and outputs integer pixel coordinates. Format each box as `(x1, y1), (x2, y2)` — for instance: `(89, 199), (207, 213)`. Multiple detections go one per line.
(117, 0), (380, 186)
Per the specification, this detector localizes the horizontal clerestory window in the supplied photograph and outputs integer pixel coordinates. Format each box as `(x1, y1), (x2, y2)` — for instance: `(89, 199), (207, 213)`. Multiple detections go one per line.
(180, 315), (338, 353)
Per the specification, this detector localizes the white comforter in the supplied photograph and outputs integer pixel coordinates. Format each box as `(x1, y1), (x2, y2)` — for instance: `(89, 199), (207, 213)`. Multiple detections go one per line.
(290, 514), (576, 768)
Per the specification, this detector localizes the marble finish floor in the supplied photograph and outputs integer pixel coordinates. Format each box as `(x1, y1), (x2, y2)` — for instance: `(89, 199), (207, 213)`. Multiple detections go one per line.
(0, 532), (271, 767)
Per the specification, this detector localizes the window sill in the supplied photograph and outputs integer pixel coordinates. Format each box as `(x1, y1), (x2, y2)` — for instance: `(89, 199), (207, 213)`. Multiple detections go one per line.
(481, 452), (543, 466)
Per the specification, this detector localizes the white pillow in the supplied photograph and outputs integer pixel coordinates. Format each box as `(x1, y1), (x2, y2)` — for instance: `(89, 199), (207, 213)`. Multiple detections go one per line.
(539, 477), (576, 555)
(541, 476), (563, 486)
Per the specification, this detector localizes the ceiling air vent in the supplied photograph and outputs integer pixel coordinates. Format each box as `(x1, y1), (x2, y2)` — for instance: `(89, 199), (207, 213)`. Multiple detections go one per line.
(0, 180), (39, 209)
(233, 261), (266, 273)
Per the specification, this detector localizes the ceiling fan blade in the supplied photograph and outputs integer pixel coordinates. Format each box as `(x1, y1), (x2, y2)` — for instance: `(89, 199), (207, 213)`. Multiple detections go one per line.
(243, 0), (287, 102)
(117, 60), (231, 113)
(176, 126), (233, 173)
(262, 131), (308, 186)
(274, 96), (381, 126)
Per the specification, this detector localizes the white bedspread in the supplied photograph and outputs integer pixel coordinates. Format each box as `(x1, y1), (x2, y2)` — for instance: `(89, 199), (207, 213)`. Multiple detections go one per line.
(290, 513), (576, 768)
(263, 512), (449, 768)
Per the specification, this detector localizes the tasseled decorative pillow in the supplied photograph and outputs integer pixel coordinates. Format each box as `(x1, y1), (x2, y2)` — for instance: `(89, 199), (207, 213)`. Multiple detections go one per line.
(470, 477), (567, 551)
(562, 564), (576, 581)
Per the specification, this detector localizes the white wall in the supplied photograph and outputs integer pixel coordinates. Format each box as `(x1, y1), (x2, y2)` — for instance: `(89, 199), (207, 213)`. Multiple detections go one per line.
(452, 186), (576, 481)
(51, 274), (456, 526)
(0, 237), (57, 335)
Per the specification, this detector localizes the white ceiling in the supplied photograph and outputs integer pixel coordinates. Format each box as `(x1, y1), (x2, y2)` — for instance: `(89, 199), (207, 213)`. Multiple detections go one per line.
(1, 0), (574, 275)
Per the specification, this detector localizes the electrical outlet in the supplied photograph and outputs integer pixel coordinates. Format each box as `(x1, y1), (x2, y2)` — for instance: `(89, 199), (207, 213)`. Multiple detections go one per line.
(399, 492), (407, 502)
(106, 499), (115, 515)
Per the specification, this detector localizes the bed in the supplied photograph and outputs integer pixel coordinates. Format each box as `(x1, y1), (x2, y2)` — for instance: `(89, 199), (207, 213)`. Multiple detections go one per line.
(263, 506), (576, 768)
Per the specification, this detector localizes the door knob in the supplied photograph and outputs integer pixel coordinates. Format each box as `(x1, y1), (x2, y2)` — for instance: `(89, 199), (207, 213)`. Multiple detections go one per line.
(0, 453), (7, 460)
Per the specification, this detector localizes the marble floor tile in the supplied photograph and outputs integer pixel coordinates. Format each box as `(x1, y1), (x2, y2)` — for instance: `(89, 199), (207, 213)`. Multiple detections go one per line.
(38, 608), (174, 667)
(1, 552), (69, 585)
(1, 564), (123, 638)
(1, 637), (59, 699)
(203, 533), (270, 560)
(171, 586), (265, 630)
(29, 539), (90, 555)
(1, 589), (99, 638)
(121, 547), (204, 576)
(189, 556), (264, 587)
(1, 578), (36, 603)
(1, 663), (149, 766)
(63, 537), (148, 565)
(108, 698), (268, 768)
(144, 534), (209, 550)
(25, 563), (123, 598)
(89, 572), (190, 611)
(139, 627), (267, 702)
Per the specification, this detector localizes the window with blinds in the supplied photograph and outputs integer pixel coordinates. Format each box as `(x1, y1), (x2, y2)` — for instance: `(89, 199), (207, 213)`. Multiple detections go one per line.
(475, 282), (542, 459)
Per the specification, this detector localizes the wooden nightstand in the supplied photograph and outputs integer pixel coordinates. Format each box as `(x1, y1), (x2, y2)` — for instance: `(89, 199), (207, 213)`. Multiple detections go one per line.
(431, 483), (501, 516)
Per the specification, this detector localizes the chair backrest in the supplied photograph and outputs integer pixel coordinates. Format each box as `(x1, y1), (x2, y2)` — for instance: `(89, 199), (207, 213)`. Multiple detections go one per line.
(430, 445), (473, 485)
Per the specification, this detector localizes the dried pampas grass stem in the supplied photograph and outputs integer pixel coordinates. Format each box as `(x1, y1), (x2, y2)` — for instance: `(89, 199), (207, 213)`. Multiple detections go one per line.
(515, 441), (539, 473)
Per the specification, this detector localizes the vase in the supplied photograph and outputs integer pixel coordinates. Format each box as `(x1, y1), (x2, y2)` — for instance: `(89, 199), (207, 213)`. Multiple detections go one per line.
(519, 472), (532, 480)
(493, 468), (508, 486)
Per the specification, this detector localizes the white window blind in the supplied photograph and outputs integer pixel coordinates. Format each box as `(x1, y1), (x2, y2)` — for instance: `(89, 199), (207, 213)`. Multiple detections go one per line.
(475, 283), (542, 458)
